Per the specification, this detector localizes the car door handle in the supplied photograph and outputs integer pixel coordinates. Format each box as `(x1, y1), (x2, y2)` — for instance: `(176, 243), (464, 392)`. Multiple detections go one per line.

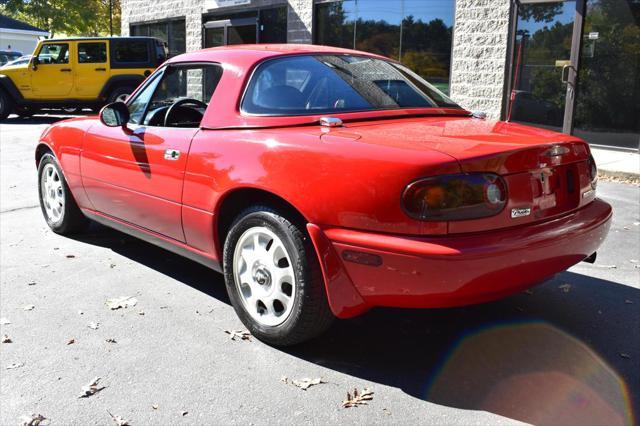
(60, 68), (72, 72)
(95, 67), (106, 71)
(164, 149), (180, 160)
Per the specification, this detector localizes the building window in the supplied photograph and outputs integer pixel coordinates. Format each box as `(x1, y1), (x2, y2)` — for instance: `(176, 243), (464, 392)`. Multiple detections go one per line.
(202, 6), (287, 48)
(314, 0), (454, 94)
(131, 18), (186, 57)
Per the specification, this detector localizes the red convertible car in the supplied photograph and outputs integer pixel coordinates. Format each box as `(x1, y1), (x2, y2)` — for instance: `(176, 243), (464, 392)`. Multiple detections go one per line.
(36, 44), (611, 345)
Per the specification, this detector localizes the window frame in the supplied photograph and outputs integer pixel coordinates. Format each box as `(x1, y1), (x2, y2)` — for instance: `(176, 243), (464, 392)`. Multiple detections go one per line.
(35, 42), (70, 65)
(130, 17), (186, 57)
(125, 61), (223, 128)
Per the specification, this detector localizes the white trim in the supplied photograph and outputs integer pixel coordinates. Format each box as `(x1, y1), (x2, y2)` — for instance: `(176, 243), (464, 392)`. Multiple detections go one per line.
(0, 28), (50, 37)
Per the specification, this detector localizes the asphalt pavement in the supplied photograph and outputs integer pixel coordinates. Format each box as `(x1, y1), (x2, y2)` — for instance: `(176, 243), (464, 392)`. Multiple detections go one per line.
(1, 115), (639, 425)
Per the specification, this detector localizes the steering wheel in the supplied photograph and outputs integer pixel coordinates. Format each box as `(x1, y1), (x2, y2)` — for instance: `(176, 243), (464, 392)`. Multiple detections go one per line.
(164, 98), (208, 127)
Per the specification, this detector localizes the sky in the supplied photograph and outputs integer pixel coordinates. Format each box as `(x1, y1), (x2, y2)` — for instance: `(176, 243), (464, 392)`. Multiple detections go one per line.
(338, 0), (455, 27)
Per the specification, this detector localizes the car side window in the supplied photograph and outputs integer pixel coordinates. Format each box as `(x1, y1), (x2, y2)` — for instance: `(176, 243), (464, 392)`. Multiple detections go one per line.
(127, 71), (164, 125)
(37, 43), (69, 65)
(140, 64), (223, 127)
(78, 43), (107, 63)
(113, 40), (149, 64)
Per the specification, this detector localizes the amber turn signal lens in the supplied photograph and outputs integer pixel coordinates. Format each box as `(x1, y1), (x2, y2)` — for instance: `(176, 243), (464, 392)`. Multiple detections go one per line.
(402, 173), (507, 221)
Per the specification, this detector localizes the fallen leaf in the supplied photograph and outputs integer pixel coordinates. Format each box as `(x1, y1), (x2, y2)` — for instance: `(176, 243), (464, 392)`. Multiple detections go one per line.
(225, 330), (251, 341)
(2, 334), (12, 343)
(66, 255), (76, 259)
(620, 353), (631, 359)
(79, 377), (105, 398)
(292, 377), (325, 390)
(88, 322), (99, 330)
(181, 411), (188, 416)
(110, 264), (116, 269)
(19, 413), (48, 426)
(558, 284), (572, 293)
(342, 387), (374, 408)
(105, 338), (117, 343)
(67, 339), (75, 345)
(107, 410), (129, 426)
(106, 296), (138, 310)
(152, 404), (158, 410)
(0, 317), (10, 325)
(23, 305), (35, 311)
(6, 362), (25, 370)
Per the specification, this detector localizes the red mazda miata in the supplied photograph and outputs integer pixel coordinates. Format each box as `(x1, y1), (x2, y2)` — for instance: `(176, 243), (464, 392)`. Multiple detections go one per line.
(36, 44), (611, 345)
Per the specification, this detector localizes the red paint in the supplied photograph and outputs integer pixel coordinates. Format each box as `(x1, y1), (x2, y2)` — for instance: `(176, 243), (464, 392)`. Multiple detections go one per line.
(36, 45), (612, 318)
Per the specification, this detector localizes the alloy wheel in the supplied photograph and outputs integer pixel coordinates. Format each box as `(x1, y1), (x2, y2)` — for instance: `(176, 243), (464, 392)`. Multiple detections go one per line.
(40, 163), (65, 224)
(233, 226), (296, 327)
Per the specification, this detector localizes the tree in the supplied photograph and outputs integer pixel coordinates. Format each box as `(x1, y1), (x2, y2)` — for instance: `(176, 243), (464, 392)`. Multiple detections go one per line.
(0, 0), (121, 37)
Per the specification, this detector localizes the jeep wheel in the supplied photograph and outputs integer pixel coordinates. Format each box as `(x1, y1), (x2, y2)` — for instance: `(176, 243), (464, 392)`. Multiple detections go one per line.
(0, 90), (14, 121)
(223, 206), (334, 346)
(108, 86), (134, 103)
(15, 105), (35, 118)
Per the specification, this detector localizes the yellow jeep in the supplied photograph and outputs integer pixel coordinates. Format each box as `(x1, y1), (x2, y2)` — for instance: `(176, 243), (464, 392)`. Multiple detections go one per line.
(0, 37), (167, 119)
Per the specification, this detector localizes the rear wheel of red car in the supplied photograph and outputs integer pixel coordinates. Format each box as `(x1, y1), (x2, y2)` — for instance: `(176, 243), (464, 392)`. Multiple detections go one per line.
(38, 154), (88, 235)
(223, 206), (334, 346)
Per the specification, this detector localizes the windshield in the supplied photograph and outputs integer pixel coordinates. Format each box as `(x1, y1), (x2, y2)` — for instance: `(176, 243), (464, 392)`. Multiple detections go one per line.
(242, 54), (460, 116)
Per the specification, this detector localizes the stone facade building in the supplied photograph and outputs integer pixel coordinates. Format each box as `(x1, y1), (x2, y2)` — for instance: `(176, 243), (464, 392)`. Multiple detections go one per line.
(121, 0), (639, 151)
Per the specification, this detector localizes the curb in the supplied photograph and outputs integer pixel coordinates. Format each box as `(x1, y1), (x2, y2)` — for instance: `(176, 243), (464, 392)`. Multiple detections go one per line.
(597, 170), (640, 185)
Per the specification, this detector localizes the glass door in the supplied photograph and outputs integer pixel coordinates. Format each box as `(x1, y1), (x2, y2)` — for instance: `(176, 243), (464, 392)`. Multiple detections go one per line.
(507, 0), (582, 132)
(573, 0), (639, 150)
(204, 18), (258, 48)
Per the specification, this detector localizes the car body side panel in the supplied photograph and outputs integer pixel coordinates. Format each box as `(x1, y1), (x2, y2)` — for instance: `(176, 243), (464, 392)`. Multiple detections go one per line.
(181, 126), (460, 257)
(38, 117), (94, 209)
(80, 125), (199, 242)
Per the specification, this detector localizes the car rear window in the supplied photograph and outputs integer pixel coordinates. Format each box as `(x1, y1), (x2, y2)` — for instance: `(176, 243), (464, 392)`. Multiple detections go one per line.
(241, 54), (460, 116)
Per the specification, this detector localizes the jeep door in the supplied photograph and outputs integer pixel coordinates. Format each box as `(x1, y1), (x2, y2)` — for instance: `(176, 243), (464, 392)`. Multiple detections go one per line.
(75, 41), (109, 99)
(30, 42), (74, 98)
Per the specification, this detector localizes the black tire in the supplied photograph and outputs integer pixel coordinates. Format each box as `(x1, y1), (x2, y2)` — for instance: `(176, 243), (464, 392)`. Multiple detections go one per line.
(15, 105), (35, 118)
(37, 153), (88, 235)
(0, 90), (14, 121)
(223, 206), (334, 346)
(107, 86), (134, 103)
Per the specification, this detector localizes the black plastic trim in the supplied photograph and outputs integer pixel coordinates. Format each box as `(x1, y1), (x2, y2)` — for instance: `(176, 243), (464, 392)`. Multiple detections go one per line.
(83, 210), (223, 273)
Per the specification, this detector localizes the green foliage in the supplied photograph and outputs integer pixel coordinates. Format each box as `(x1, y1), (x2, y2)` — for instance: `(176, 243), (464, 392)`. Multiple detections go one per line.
(0, 0), (121, 37)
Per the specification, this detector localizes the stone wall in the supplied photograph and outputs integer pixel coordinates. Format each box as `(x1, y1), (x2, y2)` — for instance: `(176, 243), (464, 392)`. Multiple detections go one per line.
(287, 0), (313, 43)
(121, 0), (205, 52)
(449, 0), (511, 119)
(121, 0), (312, 51)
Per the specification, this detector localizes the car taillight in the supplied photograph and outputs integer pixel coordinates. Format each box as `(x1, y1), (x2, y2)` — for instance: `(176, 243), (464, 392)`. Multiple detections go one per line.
(587, 154), (598, 184)
(402, 173), (507, 221)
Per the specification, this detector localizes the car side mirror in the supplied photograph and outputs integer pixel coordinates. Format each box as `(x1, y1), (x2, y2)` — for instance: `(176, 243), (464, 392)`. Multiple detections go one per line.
(31, 57), (39, 70)
(100, 102), (130, 127)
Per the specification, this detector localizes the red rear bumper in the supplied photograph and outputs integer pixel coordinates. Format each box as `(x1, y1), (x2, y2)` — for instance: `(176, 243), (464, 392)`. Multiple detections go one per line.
(308, 199), (612, 318)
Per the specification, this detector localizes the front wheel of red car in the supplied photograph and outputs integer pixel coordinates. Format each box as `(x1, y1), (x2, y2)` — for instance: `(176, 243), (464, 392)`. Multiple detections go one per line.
(223, 207), (334, 346)
(38, 154), (88, 235)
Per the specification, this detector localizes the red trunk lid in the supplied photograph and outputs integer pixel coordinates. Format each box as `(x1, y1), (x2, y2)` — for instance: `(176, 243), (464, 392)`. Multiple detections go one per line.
(340, 116), (595, 233)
